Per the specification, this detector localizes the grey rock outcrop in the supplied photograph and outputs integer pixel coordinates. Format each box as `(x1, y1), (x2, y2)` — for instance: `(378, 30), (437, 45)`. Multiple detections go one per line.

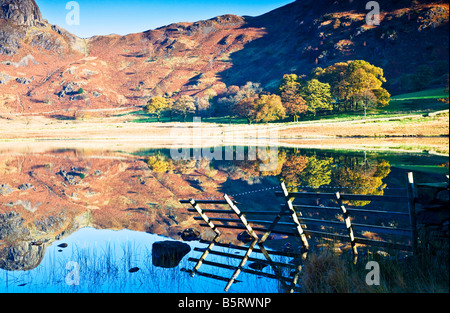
(0, 0), (42, 55)
(18, 183), (33, 190)
(0, 0), (43, 26)
(57, 82), (79, 98)
(0, 72), (12, 84)
(0, 211), (30, 241)
(0, 240), (45, 271)
(57, 168), (80, 185)
(179, 228), (201, 241)
(16, 77), (31, 85)
(0, 25), (23, 55)
(0, 183), (14, 195)
(0, 0), (79, 55)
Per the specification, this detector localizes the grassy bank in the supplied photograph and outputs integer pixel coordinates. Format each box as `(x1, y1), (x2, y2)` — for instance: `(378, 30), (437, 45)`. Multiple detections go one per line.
(299, 238), (449, 293)
(277, 112), (449, 139)
(390, 88), (449, 101)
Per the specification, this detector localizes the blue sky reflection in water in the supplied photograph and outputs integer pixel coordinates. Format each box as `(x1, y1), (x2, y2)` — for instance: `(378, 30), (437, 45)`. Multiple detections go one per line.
(0, 227), (287, 293)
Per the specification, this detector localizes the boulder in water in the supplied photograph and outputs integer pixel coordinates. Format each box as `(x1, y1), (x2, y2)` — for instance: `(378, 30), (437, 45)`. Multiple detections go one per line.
(152, 241), (191, 268)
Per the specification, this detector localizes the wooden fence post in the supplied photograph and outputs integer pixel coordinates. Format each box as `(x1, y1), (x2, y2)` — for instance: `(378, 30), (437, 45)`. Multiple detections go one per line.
(224, 238), (258, 292)
(407, 172), (418, 255)
(280, 182), (309, 252)
(336, 192), (358, 262)
(224, 194), (258, 240)
(190, 235), (220, 277)
(259, 204), (288, 244)
(288, 262), (303, 294)
(223, 193), (260, 292)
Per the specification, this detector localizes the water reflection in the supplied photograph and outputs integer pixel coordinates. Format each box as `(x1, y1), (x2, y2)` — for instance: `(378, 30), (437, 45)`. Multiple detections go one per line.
(0, 145), (448, 292)
(0, 227), (289, 293)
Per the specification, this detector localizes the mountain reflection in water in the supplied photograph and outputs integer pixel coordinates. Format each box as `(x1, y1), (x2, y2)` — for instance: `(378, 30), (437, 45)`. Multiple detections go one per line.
(0, 145), (448, 292)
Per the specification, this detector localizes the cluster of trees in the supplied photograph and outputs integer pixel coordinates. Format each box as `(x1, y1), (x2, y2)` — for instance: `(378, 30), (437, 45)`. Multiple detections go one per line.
(214, 81), (285, 124)
(312, 60), (390, 116)
(145, 95), (197, 122)
(145, 91), (216, 122)
(216, 60), (390, 122)
(145, 59), (390, 123)
(278, 75), (332, 121)
(215, 79), (332, 123)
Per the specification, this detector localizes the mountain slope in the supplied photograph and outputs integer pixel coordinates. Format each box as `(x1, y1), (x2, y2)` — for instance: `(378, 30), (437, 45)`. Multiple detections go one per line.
(220, 0), (449, 91)
(0, 0), (448, 115)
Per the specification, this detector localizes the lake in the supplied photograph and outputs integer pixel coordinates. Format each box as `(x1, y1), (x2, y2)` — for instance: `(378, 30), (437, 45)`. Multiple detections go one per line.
(0, 143), (448, 293)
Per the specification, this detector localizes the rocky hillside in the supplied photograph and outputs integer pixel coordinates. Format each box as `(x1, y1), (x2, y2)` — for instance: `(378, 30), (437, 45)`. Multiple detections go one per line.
(0, 0), (42, 27)
(223, 0), (449, 92)
(0, 0), (448, 115)
(0, 0), (83, 55)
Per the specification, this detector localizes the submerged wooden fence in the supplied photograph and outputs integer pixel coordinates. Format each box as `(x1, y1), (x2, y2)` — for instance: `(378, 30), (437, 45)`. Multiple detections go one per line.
(179, 172), (418, 292)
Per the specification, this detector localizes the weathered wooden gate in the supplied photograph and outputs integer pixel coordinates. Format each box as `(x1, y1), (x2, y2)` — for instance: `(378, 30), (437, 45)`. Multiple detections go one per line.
(179, 172), (417, 292)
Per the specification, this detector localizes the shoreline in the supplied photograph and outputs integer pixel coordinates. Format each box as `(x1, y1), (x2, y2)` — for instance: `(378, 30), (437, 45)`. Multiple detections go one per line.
(0, 137), (448, 157)
(0, 114), (448, 155)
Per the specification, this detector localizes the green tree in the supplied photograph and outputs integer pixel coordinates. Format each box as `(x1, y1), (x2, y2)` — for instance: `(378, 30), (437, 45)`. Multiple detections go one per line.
(278, 74), (301, 94)
(254, 94), (286, 123)
(372, 88), (391, 108)
(300, 79), (333, 116)
(278, 74), (307, 122)
(145, 96), (171, 121)
(345, 60), (388, 111)
(172, 95), (196, 121)
(312, 62), (350, 111)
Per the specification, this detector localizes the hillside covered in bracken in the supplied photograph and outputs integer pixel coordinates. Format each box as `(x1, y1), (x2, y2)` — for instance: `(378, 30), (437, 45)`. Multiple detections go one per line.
(0, 0), (448, 115)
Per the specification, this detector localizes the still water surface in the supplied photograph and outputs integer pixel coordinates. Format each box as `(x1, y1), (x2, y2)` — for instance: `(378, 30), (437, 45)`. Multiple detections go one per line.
(0, 145), (448, 292)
